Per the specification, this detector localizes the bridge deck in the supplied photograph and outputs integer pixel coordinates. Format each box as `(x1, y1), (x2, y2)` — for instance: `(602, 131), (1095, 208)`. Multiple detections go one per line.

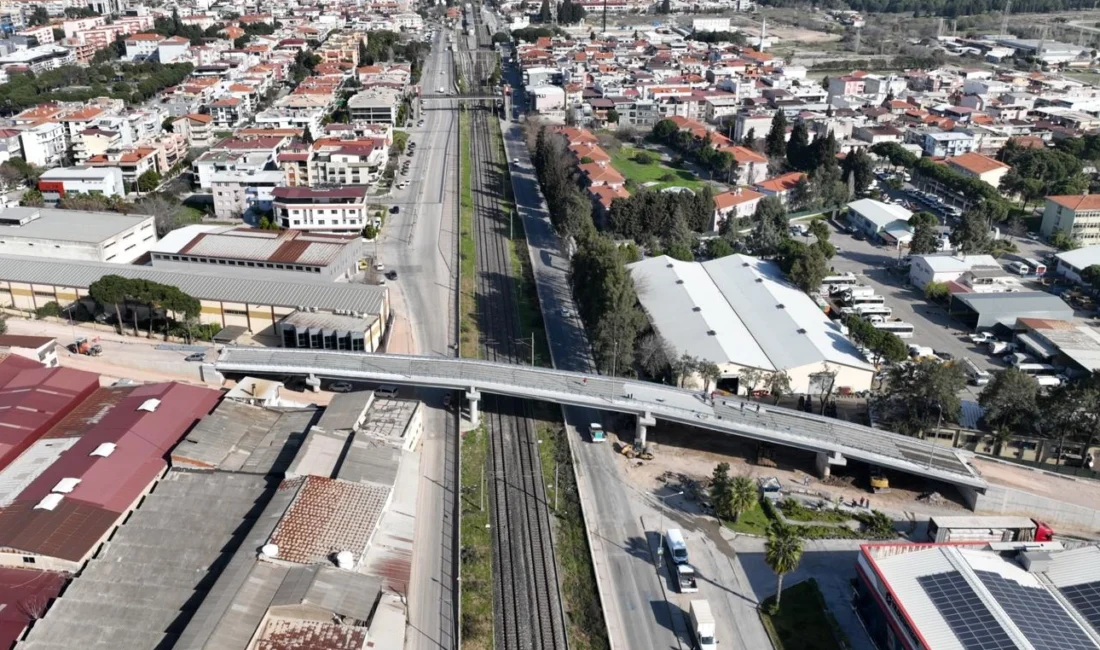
(215, 348), (987, 489)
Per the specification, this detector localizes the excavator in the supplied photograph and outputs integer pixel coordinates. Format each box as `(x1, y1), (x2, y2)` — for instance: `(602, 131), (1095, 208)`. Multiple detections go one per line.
(67, 337), (102, 356)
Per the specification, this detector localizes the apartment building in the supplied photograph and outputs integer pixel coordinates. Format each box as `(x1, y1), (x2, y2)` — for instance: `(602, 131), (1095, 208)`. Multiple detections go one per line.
(274, 186), (370, 233)
(84, 147), (159, 188)
(1041, 195), (1100, 244)
(19, 122), (66, 168)
(348, 87), (403, 124)
(0, 45), (73, 72)
(211, 169), (285, 219)
(124, 33), (165, 61)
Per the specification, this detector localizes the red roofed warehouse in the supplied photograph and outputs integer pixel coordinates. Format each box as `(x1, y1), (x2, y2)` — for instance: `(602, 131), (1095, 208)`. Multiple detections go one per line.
(0, 382), (221, 571)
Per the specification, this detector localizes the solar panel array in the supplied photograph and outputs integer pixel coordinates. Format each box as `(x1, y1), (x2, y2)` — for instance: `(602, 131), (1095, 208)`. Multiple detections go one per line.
(974, 570), (1099, 650)
(1060, 580), (1100, 637)
(918, 572), (1020, 650)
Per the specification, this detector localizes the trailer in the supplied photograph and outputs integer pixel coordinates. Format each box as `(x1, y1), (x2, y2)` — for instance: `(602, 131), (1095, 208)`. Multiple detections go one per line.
(926, 515), (1054, 543)
(689, 600), (716, 650)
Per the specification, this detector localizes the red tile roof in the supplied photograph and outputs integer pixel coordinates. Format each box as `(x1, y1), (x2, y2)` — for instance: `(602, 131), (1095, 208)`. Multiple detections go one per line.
(755, 172), (806, 194)
(267, 476), (390, 565)
(947, 152), (1009, 176)
(1047, 194), (1100, 211)
(714, 187), (764, 210)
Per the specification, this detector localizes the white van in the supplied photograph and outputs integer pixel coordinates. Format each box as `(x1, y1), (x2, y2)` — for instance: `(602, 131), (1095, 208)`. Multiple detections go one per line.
(376, 385), (399, 398)
(664, 528), (689, 565)
(962, 358), (991, 386)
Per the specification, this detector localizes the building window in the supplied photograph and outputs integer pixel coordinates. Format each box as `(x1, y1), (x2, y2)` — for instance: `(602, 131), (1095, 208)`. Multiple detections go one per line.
(22, 556), (35, 564)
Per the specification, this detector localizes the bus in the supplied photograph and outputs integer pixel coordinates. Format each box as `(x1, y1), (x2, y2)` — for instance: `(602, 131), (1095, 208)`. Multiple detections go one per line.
(843, 294), (886, 307)
(821, 273), (858, 293)
(962, 358), (991, 386)
(872, 321), (915, 338)
(1016, 363), (1058, 376)
(1025, 258), (1047, 275)
(841, 304), (892, 318)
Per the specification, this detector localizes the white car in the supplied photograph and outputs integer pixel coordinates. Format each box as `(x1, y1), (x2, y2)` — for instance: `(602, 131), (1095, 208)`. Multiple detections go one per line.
(969, 331), (994, 345)
(513, 157), (519, 164)
(329, 381), (354, 393)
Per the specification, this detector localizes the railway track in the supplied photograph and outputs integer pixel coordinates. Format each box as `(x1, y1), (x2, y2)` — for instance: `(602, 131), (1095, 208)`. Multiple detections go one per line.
(462, 6), (568, 649)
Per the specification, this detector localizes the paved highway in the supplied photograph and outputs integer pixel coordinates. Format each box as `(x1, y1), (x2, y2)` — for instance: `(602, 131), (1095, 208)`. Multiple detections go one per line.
(497, 55), (682, 650)
(383, 26), (460, 650)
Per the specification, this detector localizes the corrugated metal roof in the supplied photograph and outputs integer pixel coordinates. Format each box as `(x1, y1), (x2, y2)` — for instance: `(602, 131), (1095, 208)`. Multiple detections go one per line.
(0, 438), (77, 508)
(270, 564), (380, 621)
(171, 401), (317, 474)
(17, 471), (277, 650)
(0, 207), (152, 244)
(267, 476), (390, 566)
(0, 254), (387, 316)
(955, 292), (1073, 324)
(315, 392), (371, 432)
(629, 255), (873, 374)
(0, 567), (66, 650)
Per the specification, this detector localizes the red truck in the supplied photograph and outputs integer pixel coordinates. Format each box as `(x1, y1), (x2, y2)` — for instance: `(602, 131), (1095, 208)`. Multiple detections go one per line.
(927, 516), (1054, 543)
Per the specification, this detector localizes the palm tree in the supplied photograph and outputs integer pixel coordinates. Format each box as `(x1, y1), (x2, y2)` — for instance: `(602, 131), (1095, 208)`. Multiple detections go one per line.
(765, 523), (804, 610)
(729, 476), (757, 522)
(698, 360), (721, 393)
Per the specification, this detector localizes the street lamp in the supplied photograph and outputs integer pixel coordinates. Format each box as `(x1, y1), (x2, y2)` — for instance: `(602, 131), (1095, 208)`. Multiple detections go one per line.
(926, 402), (943, 468)
(655, 490), (684, 569)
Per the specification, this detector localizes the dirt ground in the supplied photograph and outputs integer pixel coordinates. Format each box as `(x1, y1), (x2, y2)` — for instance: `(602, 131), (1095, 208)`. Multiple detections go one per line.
(973, 457), (1100, 511)
(610, 418), (971, 521)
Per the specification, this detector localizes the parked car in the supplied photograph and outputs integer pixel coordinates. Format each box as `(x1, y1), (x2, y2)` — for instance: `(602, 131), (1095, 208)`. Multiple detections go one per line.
(969, 331), (995, 345)
(185, 352), (206, 362)
(330, 381), (354, 393)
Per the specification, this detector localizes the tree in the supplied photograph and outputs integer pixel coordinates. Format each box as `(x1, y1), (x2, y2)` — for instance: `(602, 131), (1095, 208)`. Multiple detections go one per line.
(766, 370), (792, 404)
(606, 108), (619, 124)
(908, 211), (940, 255)
(136, 170), (161, 193)
(136, 193), (185, 236)
(0, 163), (24, 188)
(710, 463), (733, 520)
(27, 6), (49, 26)
(651, 119), (678, 143)
(765, 524), (804, 611)
(765, 111), (788, 160)
(88, 275), (130, 333)
(869, 329), (908, 365)
(742, 127), (756, 149)
(19, 188), (44, 207)
(705, 237), (734, 259)
(750, 197), (788, 258)
(729, 475), (757, 523)
(881, 360), (967, 437)
(740, 367), (763, 397)
(1081, 264), (1100, 291)
(658, 0), (671, 12)
(808, 219), (829, 243)
(950, 209), (992, 256)
(673, 352), (699, 387)
(786, 121), (811, 171)
(979, 367), (1039, 446)
(698, 360), (721, 392)
(1051, 230), (1081, 252)
(788, 244), (828, 294)
(842, 147), (874, 195)
(539, 0), (553, 22)
(635, 333), (672, 380)
(924, 281), (950, 302)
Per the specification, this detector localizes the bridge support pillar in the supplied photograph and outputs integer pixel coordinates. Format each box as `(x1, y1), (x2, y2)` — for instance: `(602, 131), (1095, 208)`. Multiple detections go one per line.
(815, 451), (847, 478)
(306, 374), (320, 393)
(466, 388), (481, 427)
(636, 412), (656, 446)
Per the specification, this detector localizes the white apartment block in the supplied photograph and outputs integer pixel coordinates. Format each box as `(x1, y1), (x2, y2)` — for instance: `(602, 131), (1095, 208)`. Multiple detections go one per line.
(19, 122), (66, 168)
(273, 186), (370, 233)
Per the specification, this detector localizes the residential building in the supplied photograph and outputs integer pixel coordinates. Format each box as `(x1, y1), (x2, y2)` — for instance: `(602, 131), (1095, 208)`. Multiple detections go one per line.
(19, 122), (66, 168)
(348, 87), (403, 124)
(84, 147), (159, 188)
(918, 130), (976, 157)
(0, 45), (73, 72)
(157, 36), (189, 63)
(946, 152), (1011, 188)
(124, 33), (164, 61)
(0, 206), (156, 263)
(1041, 195), (1100, 244)
(38, 167), (125, 201)
(0, 335), (58, 367)
(712, 187), (763, 230)
(753, 171), (805, 206)
(273, 186), (370, 233)
(209, 169), (285, 219)
(179, 113), (215, 148)
(628, 254), (874, 394)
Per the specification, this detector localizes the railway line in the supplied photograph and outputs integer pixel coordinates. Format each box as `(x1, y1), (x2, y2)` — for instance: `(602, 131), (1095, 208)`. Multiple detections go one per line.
(462, 5), (568, 649)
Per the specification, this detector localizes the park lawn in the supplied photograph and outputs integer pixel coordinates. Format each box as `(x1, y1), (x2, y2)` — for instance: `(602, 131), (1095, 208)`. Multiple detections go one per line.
(759, 579), (846, 650)
(723, 501), (774, 536)
(610, 146), (704, 192)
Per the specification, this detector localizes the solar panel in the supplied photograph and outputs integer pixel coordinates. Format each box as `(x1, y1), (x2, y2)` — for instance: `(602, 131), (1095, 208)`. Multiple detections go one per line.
(918, 572), (1020, 650)
(1060, 580), (1100, 636)
(974, 570), (1099, 650)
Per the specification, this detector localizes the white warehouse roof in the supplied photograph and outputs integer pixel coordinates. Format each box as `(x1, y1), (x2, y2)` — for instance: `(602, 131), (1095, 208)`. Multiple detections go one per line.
(848, 198), (913, 230)
(628, 254), (873, 373)
(915, 254), (1001, 274)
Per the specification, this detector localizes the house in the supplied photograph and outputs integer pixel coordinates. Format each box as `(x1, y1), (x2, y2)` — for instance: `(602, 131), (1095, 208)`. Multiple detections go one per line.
(946, 152), (1011, 188)
(712, 187), (763, 231)
(579, 162), (625, 189)
(1041, 195), (1100, 245)
(724, 146), (769, 185)
(753, 172), (805, 206)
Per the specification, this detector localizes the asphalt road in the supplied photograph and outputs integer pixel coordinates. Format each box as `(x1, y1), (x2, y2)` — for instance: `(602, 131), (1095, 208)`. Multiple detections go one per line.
(396, 26), (461, 650)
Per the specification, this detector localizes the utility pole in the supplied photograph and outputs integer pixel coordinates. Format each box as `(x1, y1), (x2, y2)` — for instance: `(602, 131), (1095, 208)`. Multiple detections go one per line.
(854, 26), (861, 56)
(554, 461), (559, 511)
(1000, 0), (1011, 37)
(530, 332), (535, 366)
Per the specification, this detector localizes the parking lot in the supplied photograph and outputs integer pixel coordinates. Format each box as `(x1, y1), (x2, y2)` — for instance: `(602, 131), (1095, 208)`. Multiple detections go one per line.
(817, 213), (1064, 401)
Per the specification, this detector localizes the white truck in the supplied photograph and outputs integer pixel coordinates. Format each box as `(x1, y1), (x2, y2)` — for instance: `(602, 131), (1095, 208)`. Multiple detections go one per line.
(689, 600), (717, 650)
(674, 564), (699, 593)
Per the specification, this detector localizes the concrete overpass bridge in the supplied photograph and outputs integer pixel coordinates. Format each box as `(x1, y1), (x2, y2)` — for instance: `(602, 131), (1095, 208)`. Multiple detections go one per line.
(421, 93), (504, 101)
(215, 348), (989, 490)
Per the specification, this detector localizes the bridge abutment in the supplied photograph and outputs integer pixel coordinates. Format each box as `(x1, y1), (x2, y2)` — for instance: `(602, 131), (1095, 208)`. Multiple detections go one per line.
(815, 451), (847, 478)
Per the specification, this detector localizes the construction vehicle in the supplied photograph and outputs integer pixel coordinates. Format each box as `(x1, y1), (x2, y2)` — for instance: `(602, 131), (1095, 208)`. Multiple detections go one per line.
(67, 338), (102, 356)
(869, 467), (890, 493)
(617, 441), (653, 460)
